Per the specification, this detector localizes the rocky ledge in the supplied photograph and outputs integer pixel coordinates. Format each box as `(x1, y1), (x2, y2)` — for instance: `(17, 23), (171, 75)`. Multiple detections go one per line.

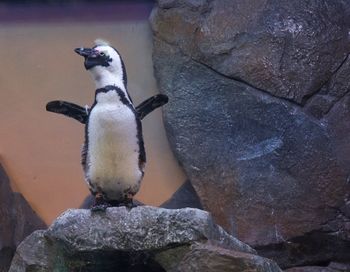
(9, 206), (281, 272)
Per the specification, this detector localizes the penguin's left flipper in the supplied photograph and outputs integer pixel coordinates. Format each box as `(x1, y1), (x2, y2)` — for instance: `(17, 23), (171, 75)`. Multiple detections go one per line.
(46, 100), (88, 124)
(136, 94), (169, 120)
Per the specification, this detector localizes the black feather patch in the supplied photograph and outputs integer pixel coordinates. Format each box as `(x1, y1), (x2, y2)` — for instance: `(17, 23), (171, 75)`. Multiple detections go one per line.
(46, 100), (88, 124)
(136, 94), (169, 119)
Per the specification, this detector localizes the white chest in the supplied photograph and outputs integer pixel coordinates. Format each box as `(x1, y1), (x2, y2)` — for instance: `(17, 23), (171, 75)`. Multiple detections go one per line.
(86, 91), (143, 198)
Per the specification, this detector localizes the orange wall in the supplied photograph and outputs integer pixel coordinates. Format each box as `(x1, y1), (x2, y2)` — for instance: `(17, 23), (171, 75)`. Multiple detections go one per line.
(0, 21), (186, 224)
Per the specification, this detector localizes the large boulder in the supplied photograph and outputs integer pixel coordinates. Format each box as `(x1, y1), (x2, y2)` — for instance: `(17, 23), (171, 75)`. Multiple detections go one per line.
(150, 0), (350, 268)
(9, 206), (282, 272)
(0, 164), (46, 272)
(150, 0), (350, 104)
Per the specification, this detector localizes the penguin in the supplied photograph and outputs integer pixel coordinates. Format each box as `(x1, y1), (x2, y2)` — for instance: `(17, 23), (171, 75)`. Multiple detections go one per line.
(73, 40), (147, 210)
(45, 40), (168, 210)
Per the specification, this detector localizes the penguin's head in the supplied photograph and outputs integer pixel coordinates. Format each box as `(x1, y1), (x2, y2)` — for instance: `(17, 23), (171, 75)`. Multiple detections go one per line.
(74, 39), (127, 86)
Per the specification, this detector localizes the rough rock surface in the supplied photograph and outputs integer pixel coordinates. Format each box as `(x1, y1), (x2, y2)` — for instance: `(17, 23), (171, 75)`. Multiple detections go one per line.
(150, 0), (350, 268)
(0, 163), (46, 272)
(9, 206), (282, 272)
(151, 0), (350, 104)
(285, 262), (350, 272)
(177, 243), (281, 272)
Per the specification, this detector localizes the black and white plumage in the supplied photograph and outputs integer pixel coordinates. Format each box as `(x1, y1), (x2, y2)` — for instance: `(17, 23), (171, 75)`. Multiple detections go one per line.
(46, 39), (168, 210)
(83, 85), (145, 208)
(76, 40), (146, 209)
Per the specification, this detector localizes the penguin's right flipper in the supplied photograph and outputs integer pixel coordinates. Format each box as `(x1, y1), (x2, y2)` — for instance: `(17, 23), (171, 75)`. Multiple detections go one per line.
(46, 100), (88, 124)
(136, 94), (169, 120)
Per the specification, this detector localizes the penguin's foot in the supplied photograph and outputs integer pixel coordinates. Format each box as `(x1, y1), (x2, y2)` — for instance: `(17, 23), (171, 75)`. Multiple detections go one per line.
(108, 199), (135, 209)
(109, 194), (136, 210)
(122, 193), (136, 210)
(90, 193), (111, 212)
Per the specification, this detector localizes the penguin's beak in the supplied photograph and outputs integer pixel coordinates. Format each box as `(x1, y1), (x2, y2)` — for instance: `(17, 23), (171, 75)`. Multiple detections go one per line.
(74, 47), (102, 70)
(74, 47), (96, 58)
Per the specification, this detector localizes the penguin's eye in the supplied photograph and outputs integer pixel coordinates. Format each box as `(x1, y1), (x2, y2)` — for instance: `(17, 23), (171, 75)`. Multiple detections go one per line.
(99, 52), (106, 57)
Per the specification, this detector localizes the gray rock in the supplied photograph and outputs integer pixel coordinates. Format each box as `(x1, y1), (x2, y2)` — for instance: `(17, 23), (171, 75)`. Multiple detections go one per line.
(327, 262), (350, 272)
(304, 55), (350, 119)
(47, 206), (253, 253)
(150, 0), (350, 267)
(256, 229), (350, 269)
(150, 16), (350, 272)
(150, 0), (350, 104)
(152, 39), (349, 246)
(9, 207), (282, 271)
(0, 164), (46, 272)
(177, 243), (281, 272)
(285, 267), (334, 272)
(160, 180), (203, 210)
(285, 262), (350, 272)
(0, 165), (15, 272)
(8, 231), (54, 272)
(325, 92), (350, 179)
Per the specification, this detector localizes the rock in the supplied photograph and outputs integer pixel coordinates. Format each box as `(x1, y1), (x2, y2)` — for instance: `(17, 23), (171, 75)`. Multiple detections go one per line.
(285, 262), (350, 272)
(0, 165), (15, 272)
(150, 0), (350, 267)
(160, 180), (203, 209)
(256, 229), (350, 269)
(8, 231), (53, 272)
(150, 0), (350, 104)
(47, 207), (253, 253)
(9, 206), (282, 272)
(0, 163), (46, 272)
(285, 267), (334, 272)
(176, 243), (281, 272)
(304, 55), (350, 120)
(328, 262), (350, 272)
(151, 37), (349, 245)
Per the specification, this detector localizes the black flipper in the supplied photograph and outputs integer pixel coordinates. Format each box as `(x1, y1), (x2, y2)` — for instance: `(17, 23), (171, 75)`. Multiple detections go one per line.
(46, 100), (88, 124)
(46, 94), (168, 123)
(136, 94), (169, 120)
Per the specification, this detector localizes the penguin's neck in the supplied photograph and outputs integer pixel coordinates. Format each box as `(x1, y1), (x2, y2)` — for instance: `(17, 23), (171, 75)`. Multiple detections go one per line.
(95, 89), (121, 104)
(91, 69), (125, 92)
(95, 85), (133, 106)
(91, 67), (133, 105)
